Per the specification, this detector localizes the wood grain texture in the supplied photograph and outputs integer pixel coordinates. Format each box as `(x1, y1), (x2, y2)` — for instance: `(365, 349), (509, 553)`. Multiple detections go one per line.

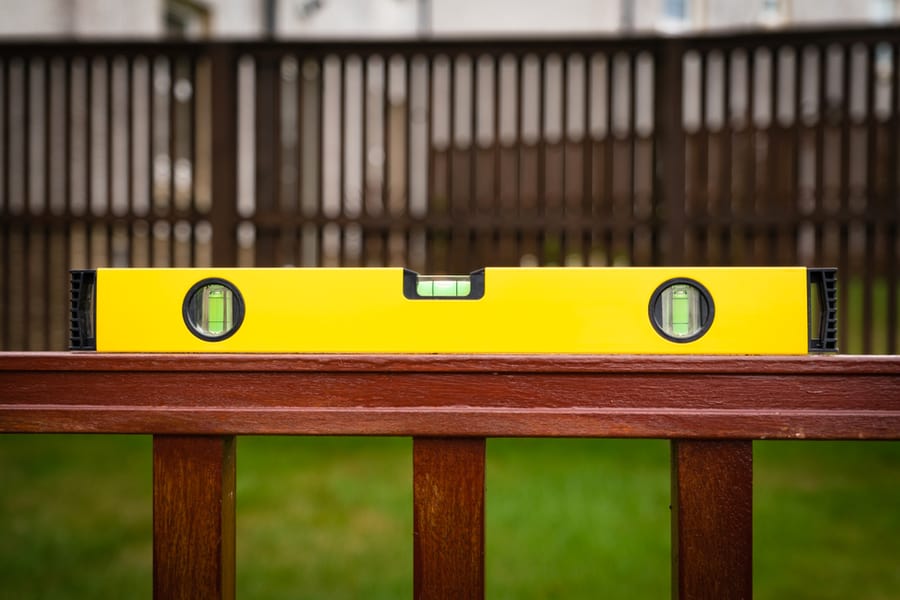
(153, 436), (235, 600)
(671, 440), (752, 600)
(1, 353), (898, 439)
(414, 438), (485, 600)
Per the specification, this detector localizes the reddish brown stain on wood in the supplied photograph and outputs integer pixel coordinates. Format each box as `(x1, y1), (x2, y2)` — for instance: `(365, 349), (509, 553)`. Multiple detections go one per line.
(1, 353), (898, 439)
(1, 353), (899, 599)
(153, 435), (235, 600)
(414, 437), (485, 600)
(671, 440), (753, 600)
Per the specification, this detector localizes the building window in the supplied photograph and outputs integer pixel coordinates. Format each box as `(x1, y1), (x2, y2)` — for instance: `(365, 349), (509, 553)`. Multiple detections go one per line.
(869, 0), (897, 23)
(759, 0), (788, 27)
(166, 0), (212, 38)
(659, 0), (691, 32)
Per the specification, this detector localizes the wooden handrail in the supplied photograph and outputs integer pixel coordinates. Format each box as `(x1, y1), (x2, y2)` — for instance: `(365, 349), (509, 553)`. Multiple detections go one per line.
(2, 353), (899, 438)
(2, 352), (899, 599)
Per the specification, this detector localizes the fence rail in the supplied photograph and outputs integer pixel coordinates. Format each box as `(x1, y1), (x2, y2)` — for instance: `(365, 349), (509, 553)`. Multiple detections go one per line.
(1, 26), (898, 353)
(1, 352), (899, 599)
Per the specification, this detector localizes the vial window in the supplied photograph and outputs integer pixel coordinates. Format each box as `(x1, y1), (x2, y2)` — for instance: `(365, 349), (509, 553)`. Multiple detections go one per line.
(183, 279), (244, 341)
(649, 279), (714, 343)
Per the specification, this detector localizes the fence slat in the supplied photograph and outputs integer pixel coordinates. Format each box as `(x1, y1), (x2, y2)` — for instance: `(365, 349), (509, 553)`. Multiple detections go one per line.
(671, 439), (752, 600)
(655, 39), (686, 266)
(413, 437), (485, 600)
(153, 435), (236, 600)
(209, 46), (238, 267)
(254, 55), (278, 266)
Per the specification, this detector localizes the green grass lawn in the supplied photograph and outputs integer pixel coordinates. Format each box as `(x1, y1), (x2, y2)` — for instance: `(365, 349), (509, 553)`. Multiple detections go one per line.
(0, 436), (898, 598)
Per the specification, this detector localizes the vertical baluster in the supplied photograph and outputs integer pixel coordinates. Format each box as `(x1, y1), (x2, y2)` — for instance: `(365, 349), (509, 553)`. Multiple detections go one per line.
(126, 55), (136, 266)
(767, 45), (779, 265)
(296, 52), (307, 265)
(22, 57), (31, 350)
(838, 44), (851, 351)
(381, 53), (391, 266)
(582, 52), (593, 264)
(42, 57), (53, 348)
(719, 50), (733, 266)
(469, 53), (480, 267)
(515, 52), (523, 261)
(789, 44), (802, 267)
(448, 53), (465, 270)
(655, 40), (687, 266)
(1, 58), (9, 350)
(254, 54), (278, 266)
(813, 45), (826, 269)
(447, 53), (456, 223)
(604, 51), (615, 265)
(493, 54), (501, 242)
(405, 54), (413, 229)
(744, 48), (757, 265)
(696, 50), (709, 266)
(209, 44), (239, 267)
(536, 52), (546, 224)
(338, 54), (347, 265)
(560, 52), (569, 262)
(62, 56), (73, 347)
(628, 50), (638, 265)
(108, 54), (117, 267)
(671, 440), (752, 600)
(359, 53), (369, 265)
(863, 43), (877, 354)
(424, 53), (434, 272)
(317, 54), (325, 265)
(187, 54), (197, 266)
(413, 437), (485, 600)
(383, 52), (391, 219)
(153, 435), (236, 600)
(887, 42), (899, 354)
(146, 54), (155, 266)
(469, 52), (477, 220)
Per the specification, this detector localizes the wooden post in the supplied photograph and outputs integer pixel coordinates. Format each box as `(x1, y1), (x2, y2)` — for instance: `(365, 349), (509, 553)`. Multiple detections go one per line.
(208, 44), (239, 267)
(253, 55), (279, 266)
(671, 440), (752, 600)
(153, 435), (236, 600)
(655, 38), (686, 266)
(413, 437), (486, 600)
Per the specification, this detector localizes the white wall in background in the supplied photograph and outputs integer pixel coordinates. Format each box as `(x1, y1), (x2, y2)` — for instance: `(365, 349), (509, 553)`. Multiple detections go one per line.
(0, 0), (162, 37)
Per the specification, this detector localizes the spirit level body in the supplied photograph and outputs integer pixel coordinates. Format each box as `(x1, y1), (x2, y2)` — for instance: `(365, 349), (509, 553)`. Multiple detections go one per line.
(71, 267), (833, 354)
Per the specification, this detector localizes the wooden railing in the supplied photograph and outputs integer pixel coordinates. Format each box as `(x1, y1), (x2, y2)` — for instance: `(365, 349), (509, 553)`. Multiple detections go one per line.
(1, 352), (899, 598)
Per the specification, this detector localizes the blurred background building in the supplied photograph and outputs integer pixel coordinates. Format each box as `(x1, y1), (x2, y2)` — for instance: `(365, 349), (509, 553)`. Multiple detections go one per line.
(1, 0), (898, 38)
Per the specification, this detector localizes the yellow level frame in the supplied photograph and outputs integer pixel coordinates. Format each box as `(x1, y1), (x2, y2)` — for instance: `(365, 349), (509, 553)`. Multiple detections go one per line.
(78, 267), (826, 354)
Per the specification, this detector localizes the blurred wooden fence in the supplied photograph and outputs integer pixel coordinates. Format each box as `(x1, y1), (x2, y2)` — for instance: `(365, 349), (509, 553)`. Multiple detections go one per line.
(1, 27), (898, 352)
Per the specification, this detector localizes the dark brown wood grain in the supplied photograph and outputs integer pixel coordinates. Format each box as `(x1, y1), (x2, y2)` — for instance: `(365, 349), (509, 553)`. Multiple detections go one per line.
(209, 45), (239, 268)
(414, 437), (485, 600)
(1, 353), (898, 439)
(153, 435), (235, 600)
(671, 440), (752, 600)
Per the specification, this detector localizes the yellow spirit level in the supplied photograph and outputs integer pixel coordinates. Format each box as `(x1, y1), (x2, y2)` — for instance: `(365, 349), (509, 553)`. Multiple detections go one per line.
(70, 267), (837, 354)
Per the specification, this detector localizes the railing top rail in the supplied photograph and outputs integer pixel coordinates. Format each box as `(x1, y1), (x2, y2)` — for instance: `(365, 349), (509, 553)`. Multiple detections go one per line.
(2, 353), (898, 439)
(0, 24), (898, 56)
(1, 351), (899, 374)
